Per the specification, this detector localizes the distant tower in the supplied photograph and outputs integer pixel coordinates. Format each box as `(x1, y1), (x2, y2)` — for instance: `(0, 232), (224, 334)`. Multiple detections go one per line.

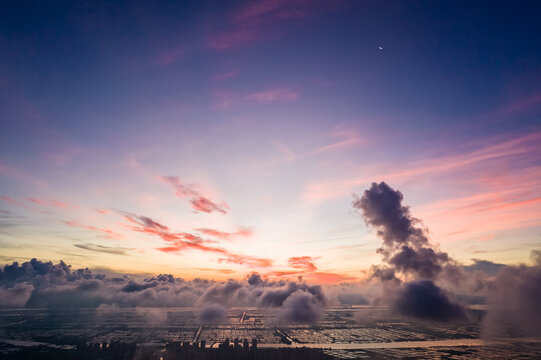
(251, 338), (258, 350)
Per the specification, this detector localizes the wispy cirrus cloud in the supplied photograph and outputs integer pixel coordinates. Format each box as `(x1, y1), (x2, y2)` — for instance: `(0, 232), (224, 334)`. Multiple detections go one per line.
(206, 0), (333, 50)
(74, 243), (132, 255)
(302, 130), (541, 205)
(245, 88), (298, 104)
(195, 227), (253, 240)
(122, 212), (273, 268)
(27, 198), (77, 209)
(160, 176), (229, 214)
(302, 130), (541, 243)
(62, 220), (123, 240)
(212, 70), (240, 82)
(1, 196), (51, 214)
(213, 87), (299, 109)
(218, 254), (273, 268)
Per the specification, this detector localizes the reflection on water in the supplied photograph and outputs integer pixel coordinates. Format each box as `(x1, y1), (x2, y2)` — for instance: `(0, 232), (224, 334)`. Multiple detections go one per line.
(259, 337), (541, 349)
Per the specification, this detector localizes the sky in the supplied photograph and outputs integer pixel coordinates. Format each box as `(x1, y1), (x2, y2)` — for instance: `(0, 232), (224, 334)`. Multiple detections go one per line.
(1, 0), (540, 282)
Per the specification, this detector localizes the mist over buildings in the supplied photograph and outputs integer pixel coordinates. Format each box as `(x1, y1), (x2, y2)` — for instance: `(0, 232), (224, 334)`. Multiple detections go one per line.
(0, 258), (327, 324)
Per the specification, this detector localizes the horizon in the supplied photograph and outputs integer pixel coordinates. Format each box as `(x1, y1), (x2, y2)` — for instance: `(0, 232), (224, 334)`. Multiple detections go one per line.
(1, 1), (541, 358)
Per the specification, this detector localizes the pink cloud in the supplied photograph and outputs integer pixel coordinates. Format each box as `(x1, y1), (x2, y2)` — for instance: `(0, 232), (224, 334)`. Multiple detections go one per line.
(213, 88), (299, 109)
(160, 176), (229, 214)
(61, 220), (123, 240)
(265, 255), (357, 284)
(122, 212), (272, 267)
(27, 198), (75, 209)
(302, 130), (541, 204)
(308, 128), (365, 156)
(212, 70), (240, 81)
(218, 255), (273, 268)
(288, 256), (318, 271)
(301, 130), (541, 243)
(478, 90), (541, 120)
(266, 269), (356, 284)
(1, 196), (51, 214)
(244, 88), (298, 104)
(206, 0), (332, 50)
(195, 227), (253, 240)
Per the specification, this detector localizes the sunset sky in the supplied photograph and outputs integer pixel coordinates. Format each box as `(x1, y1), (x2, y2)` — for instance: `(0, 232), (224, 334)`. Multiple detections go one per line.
(1, 0), (540, 282)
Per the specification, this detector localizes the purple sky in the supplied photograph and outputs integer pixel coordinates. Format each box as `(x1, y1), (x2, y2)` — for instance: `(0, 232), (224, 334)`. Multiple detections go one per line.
(1, 0), (540, 281)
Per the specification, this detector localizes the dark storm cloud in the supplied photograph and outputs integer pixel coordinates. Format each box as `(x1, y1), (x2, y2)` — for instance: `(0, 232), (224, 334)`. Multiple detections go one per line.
(353, 182), (450, 280)
(0, 260), (327, 324)
(393, 280), (466, 322)
(353, 182), (428, 248)
(354, 182), (467, 321)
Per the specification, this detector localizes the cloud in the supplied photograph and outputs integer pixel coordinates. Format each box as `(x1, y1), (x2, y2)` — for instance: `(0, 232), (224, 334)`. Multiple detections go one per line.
(277, 290), (323, 323)
(463, 259), (505, 276)
(122, 212), (272, 268)
(393, 280), (466, 322)
(74, 243), (131, 255)
(160, 176), (229, 214)
(1, 196), (51, 214)
(288, 256), (318, 271)
(266, 256), (356, 284)
(336, 293), (369, 305)
(198, 303), (226, 323)
(354, 182), (450, 280)
(0, 259), (329, 325)
(247, 272), (264, 286)
(244, 88), (298, 104)
(212, 70), (240, 81)
(0, 209), (24, 228)
(62, 220), (123, 240)
(302, 132), (541, 241)
(265, 256), (356, 284)
(213, 88), (299, 109)
(195, 227), (253, 240)
(0, 282), (34, 307)
(27, 198), (75, 209)
(354, 182), (467, 321)
(218, 254), (273, 268)
(482, 252), (541, 338)
(206, 0), (334, 50)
